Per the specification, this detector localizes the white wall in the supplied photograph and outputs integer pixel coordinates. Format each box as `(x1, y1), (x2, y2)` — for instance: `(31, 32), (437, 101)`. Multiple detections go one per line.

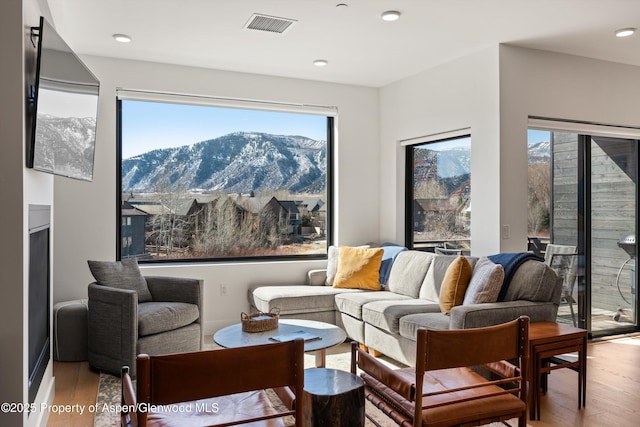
(53, 56), (380, 333)
(498, 45), (640, 252)
(378, 47), (502, 255)
(379, 44), (640, 257)
(1, 0), (55, 426)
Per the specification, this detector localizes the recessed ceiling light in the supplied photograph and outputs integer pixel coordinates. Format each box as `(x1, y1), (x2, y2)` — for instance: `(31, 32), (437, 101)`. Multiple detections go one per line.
(381, 10), (401, 22)
(313, 59), (328, 67)
(113, 34), (132, 43)
(615, 28), (636, 37)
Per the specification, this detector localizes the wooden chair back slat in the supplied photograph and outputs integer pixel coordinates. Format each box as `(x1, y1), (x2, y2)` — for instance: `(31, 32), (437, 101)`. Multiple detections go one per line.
(353, 316), (530, 427)
(131, 339), (305, 426)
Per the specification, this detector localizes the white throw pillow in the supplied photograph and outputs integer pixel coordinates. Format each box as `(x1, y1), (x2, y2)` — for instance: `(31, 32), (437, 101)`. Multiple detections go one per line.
(463, 257), (504, 305)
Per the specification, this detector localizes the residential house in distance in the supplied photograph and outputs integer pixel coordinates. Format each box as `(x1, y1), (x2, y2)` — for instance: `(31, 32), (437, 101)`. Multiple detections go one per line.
(120, 201), (147, 258)
(121, 194), (321, 258)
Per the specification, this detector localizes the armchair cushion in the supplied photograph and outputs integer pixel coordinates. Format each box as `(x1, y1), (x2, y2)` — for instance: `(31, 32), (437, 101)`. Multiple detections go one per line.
(137, 302), (200, 337)
(87, 258), (152, 302)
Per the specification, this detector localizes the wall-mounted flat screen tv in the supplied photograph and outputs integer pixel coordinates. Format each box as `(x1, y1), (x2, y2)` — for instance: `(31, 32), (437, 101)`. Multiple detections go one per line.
(26, 16), (99, 181)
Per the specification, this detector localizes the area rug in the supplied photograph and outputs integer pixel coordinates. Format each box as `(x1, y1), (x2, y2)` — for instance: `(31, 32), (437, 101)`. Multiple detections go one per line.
(94, 344), (527, 426)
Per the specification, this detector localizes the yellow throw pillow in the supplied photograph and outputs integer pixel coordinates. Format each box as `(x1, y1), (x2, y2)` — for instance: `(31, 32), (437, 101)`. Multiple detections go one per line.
(439, 256), (473, 315)
(332, 246), (384, 290)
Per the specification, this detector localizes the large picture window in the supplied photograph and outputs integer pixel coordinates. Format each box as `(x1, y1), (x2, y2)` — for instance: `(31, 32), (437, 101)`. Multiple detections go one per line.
(405, 135), (471, 253)
(117, 95), (333, 262)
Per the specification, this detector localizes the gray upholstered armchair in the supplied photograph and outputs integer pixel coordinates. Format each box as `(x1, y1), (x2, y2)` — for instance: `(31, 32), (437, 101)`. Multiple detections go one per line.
(87, 268), (203, 378)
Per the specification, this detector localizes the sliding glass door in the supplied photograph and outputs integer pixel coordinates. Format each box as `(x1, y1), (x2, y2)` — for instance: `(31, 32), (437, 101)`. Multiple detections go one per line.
(529, 126), (638, 336)
(588, 136), (637, 335)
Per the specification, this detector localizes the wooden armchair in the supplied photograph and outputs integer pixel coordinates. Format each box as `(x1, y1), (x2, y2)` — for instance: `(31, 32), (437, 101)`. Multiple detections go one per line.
(121, 339), (304, 427)
(351, 317), (529, 427)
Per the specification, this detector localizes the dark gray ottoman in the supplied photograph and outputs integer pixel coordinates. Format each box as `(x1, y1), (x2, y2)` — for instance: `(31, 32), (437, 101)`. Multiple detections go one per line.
(53, 299), (88, 361)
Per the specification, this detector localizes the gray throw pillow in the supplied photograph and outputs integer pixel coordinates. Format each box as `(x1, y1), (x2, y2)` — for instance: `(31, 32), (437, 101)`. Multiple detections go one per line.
(463, 257), (504, 305)
(87, 258), (152, 302)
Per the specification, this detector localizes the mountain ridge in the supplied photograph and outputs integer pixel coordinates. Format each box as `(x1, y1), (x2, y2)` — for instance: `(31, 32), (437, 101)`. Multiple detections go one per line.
(122, 132), (327, 194)
(122, 133), (551, 194)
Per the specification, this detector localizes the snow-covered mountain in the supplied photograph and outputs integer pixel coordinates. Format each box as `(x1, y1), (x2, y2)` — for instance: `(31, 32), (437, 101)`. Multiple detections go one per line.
(33, 114), (96, 180)
(528, 141), (551, 165)
(122, 132), (327, 194)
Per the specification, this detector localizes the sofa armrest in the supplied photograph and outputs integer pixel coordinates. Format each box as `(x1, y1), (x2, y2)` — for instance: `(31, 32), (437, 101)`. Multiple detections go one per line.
(87, 283), (137, 376)
(307, 269), (327, 286)
(449, 301), (559, 329)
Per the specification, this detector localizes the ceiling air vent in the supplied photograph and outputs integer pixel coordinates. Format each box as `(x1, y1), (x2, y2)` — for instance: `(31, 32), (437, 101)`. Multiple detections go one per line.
(244, 13), (297, 34)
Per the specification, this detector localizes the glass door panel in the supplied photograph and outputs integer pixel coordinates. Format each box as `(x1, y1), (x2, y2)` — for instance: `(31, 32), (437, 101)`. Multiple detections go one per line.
(589, 136), (637, 335)
(549, 132), (581, 326)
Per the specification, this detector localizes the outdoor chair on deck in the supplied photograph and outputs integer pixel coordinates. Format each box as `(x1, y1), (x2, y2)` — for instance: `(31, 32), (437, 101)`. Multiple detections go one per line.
(351, 317), (529, 427)
(544, 244), (578, 326)
(434, 247), (463, 256)
(121, 339), (305, 427)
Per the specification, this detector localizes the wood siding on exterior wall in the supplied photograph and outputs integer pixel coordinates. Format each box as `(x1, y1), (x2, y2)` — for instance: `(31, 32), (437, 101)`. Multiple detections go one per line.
(551, 133), (579, 246)
(589, 138), (636, 320)
(552, 133), (636, 326)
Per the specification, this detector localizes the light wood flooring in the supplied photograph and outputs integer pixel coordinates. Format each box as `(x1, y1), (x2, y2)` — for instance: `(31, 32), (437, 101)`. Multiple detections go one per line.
(47, 333), (640, 427)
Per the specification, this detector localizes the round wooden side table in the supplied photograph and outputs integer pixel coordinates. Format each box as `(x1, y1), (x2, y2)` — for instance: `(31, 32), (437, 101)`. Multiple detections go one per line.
(301, 368), (365, 427)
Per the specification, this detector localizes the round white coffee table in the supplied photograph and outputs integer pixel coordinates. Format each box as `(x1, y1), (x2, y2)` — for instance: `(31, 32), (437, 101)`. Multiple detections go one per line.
(214, 318), (347, 367)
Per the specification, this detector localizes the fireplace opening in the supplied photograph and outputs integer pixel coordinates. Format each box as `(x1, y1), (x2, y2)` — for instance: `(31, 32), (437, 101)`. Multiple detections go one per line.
(28, 205), (50, 405)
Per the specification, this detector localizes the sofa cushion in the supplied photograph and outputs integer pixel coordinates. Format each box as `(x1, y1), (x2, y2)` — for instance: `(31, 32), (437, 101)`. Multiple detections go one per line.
(333, 246), (384, 290)
(325, 245), (372, 286)
(335, 291), (411, 320)
(362, 300), (441, 334)
(138, 302), (199, 336)
(399, 312), (452, 340)
(419, 255), (478, 302)
(502, 260), (560, 302)
(250, 285), (363, 315)
(87, 258), (153, 303)
(463, 257), (505, 305)
(439, 257), (473, 315)
(387, 251), (436, 298)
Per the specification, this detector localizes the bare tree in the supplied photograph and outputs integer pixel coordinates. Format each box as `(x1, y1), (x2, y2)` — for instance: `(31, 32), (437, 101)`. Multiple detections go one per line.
(414, 179), (448, 199)
(191, 196), (283, 257)
(528, 162), (551, 235)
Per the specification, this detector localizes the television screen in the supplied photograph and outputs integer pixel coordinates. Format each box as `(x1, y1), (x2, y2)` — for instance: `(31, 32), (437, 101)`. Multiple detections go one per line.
(27, 17), (99, 181)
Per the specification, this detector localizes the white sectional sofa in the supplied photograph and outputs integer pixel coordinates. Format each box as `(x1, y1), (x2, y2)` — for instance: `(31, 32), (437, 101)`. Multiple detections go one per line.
(248, 249), (562, 365)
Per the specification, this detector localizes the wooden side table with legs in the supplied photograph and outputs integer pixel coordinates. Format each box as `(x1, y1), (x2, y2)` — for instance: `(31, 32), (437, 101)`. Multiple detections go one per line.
(528, 321), (587, 420)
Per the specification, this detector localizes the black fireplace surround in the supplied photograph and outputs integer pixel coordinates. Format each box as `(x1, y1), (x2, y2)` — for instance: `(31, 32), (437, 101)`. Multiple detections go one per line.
(28, 204), (50, 405)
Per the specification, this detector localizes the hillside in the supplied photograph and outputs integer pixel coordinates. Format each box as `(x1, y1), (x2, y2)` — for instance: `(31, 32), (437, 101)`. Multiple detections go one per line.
(122, 132), (327, 194)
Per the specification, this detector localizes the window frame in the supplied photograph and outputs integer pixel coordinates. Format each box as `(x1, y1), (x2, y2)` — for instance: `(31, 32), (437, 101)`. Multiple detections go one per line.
(115, 96), (334, 264)
(404, 133), (471, 251)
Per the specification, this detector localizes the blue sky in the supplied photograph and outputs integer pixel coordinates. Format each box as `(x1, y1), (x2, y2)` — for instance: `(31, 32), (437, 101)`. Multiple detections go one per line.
(528, 129), (551, 144)
(121, 100), (327, 159)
